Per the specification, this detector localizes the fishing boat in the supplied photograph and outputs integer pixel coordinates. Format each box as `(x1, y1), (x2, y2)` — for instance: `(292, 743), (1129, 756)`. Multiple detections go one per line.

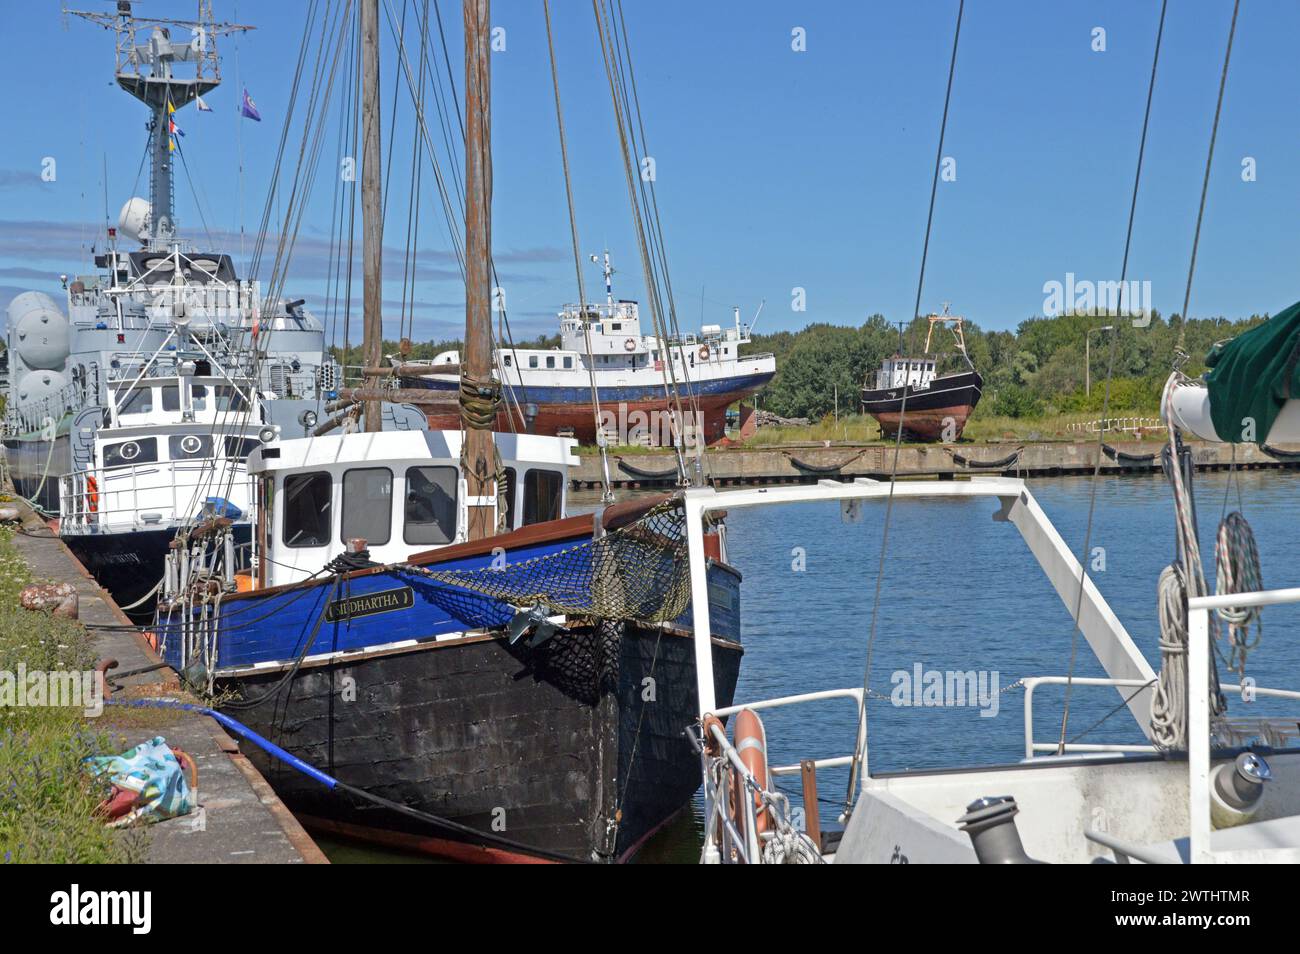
(860, 308), (982, 441)
(396, 252), (776, 446)
(153, 0), (743, 863)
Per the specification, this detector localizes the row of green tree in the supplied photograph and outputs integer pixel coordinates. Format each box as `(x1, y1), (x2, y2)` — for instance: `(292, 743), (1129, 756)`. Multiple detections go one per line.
(740, 309), (1271, 420)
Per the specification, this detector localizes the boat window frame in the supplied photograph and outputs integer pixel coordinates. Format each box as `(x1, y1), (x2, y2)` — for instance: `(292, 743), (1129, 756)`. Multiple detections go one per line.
(523, 468), (563, 526)
(102, 435), (159, 469)
(340, 466), (394, 547)
(281, 470), (333, 549)
(402, 464), (459, 546)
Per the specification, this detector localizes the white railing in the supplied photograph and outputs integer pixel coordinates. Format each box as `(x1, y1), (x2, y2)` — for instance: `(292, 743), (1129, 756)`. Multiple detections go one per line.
(59, 457), (253, 533)
(698, 688), (865, 864)
(1186, 587), (1300, 863)
(1020, 675), (1300, 760)
(1065, 417), (1160, 435)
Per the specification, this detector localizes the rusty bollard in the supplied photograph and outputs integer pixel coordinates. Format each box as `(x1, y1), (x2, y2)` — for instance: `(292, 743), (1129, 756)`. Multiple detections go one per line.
(20, 581), (80, 619)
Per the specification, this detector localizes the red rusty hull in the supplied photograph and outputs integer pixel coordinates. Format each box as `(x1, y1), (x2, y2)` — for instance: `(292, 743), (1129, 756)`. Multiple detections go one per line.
(870, 404), (978, 441)
(423, 396), (735, 446)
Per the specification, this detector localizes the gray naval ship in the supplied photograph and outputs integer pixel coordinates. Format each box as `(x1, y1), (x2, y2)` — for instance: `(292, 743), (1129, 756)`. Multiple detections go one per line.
(1, 3), (418, 614)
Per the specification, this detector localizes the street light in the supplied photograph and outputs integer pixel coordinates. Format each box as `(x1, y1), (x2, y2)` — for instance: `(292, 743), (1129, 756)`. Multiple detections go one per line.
(1085, 325), (1115, 397)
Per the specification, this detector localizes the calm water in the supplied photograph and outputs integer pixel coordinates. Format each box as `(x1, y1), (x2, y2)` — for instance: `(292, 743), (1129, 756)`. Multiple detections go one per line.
(626, 469), (1300, 862)
(325, 470), (1300, 863)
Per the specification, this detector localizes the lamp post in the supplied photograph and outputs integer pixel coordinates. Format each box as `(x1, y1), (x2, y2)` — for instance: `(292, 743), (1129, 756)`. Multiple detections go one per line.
(1085, 325), (1115, 397)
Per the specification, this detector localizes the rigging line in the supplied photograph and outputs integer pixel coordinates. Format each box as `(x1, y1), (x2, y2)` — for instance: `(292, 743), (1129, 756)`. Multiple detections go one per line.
(249, 0), (322, 279)
(1176, 0), (1240, 361)
(382, 0), (410, 220)
(844, 0), (963, 814)
(1057, 0), (1169, 755)
(545, 0), (613, 502)
(592, 1), (687, 480)
(400, 0), (431, 346)
(612, 0), (695, 400)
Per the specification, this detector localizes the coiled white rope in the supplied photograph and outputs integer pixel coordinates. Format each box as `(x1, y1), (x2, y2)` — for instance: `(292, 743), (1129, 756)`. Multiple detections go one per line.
(1150, 563), (1189, 750)
(1214, 510), (1262, 677)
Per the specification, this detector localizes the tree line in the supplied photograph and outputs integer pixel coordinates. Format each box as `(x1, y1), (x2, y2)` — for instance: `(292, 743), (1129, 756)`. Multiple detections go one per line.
(739, 309), (1272, 421)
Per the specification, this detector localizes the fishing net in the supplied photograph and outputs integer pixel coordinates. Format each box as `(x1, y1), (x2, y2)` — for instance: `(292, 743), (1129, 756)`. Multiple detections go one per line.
(397, 499), (692, 630)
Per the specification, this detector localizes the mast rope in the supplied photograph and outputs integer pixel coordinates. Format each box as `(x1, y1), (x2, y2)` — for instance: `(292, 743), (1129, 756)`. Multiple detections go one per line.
(1056, 0), (1168, 753)
(544, 0), (614, 502)
(1175, 0), (1240, 362)
(843, 0), (964, 814)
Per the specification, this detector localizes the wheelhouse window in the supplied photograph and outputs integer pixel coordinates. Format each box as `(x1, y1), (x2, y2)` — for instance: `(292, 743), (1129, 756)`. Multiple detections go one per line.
(224, 436), (259, 459)
(523, 469), (562, 525)
(103, 436), (158, 468)
(403, 466), (458, 545)
(213, 385), (248, 412)
(529, 355), (539, 369)
(118, 388), (154, 415)
(161, 385), (181, 411)
(282, 471), (332, 548)
(169, 434), (213, 460)
(341, 467), (392, 546)
(563, 356), (573, 369)
(546, 355), (556, 369)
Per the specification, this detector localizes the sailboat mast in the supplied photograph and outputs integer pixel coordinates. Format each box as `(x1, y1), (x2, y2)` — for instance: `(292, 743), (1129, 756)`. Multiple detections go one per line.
(360, 0), (384, 432)
(463, 0), (496, 541)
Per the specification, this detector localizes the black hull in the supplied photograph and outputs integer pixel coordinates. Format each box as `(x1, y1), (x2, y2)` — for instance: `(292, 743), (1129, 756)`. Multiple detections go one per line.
(63, 524), (252, 619)
(860, 369), (984, 414)
(219, 624), (742, 862)
(3, 433), (70, 513)
(861, 369), (983, 440)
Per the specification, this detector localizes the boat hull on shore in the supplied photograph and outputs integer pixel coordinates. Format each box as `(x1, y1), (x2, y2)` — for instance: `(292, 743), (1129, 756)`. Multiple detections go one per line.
(861, 369), (983, 441)
(402, 372), (774, 446)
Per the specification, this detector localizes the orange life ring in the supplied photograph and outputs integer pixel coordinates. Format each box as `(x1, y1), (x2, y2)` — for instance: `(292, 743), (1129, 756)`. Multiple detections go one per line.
(624, 337), (637, 352)
(86, 475), (99, 513)
(698, 344), (711, 360)
(731, 708), (771, 836)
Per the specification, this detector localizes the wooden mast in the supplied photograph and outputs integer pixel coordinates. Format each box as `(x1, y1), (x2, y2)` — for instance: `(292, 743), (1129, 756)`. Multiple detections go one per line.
(360, 0), (383, 432)
(463, 0), (497, 540)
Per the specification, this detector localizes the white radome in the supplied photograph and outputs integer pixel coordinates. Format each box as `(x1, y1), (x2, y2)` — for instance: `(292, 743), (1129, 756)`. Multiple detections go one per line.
(118, 197), (152, 243)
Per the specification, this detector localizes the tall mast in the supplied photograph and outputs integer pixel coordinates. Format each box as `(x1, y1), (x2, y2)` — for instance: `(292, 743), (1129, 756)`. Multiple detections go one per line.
(67, 2), (252, 249)
(360, 0), (384, 432)
(462, 0), (496, 541)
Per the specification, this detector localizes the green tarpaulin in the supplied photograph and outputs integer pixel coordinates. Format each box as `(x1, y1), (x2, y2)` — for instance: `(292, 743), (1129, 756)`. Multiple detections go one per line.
(1204, 300), (1300, 444)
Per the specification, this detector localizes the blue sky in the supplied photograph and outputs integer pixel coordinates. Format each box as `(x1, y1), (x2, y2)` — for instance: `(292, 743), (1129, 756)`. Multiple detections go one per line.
(2, 0), (1297, 343)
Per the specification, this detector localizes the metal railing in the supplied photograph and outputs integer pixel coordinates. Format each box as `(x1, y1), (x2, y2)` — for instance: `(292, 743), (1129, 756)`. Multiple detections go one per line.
(1065, 417), (1160, 435)
(1021, 675), (1300, 760)
(59, 457), (253, 533)
(697, 688), (864, 864)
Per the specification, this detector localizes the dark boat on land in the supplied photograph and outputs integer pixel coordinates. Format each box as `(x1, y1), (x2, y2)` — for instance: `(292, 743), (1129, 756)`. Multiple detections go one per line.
(861, 309), (983, 441)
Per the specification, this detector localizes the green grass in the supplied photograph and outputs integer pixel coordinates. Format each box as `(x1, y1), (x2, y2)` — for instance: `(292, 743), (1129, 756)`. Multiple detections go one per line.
(0, 525), (148, 864)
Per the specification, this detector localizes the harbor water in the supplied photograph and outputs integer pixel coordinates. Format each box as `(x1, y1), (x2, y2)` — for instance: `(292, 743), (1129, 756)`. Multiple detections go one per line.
(325, 470), (1300, 862)
(627, 469), (1300, 861)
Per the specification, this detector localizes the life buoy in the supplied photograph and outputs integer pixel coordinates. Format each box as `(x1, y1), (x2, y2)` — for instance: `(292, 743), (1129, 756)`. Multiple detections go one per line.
(624, 337), (637, 352)
(698, 344), (711, 361)
(86, 475), (99, 513)
(731, 708), (771, 836)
